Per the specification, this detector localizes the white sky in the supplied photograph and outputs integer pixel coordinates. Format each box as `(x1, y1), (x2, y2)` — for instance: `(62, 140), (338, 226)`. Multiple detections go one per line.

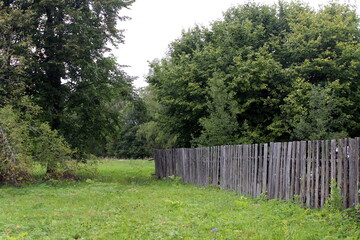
(113, 0), (358, 88)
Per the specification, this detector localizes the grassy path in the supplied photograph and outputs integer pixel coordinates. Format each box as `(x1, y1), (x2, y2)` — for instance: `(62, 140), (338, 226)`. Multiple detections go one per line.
(0, 160), (358, 239)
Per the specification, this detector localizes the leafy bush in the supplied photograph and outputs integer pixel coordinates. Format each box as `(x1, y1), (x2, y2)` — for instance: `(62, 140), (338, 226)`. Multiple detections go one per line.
(30, 122), (73, 177)
(0, 105), (33, 185)
(0, 101), (84, 185)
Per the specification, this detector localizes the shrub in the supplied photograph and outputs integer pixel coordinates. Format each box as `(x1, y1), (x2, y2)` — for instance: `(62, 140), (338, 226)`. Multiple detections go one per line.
(0, 101), (82, 185)
(0, 105), (33, 185)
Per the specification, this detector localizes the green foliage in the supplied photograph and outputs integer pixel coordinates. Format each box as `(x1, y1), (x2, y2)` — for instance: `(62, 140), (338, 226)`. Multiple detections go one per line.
(0, 160), (358, 239)
(342, 204), (360, 225)
(0, 0), (34, 106)
(283, 80), (350, 140)
(0, 103), (36, 185)
(148, 1), (360, 147)
(132, 87), (177, 154)
(324, 179), (344, 212)
(105, 86), (178, 158)
(107, 96), (149, 158)
(0, 100), (85, 184)
(194, 75), (240, 146)
(0, 0), (134, 156)
(136, 120), (178, 153)
(61, 58), (133, 155)
(147, 27), (210, 147)
(30, 123), (74, 177)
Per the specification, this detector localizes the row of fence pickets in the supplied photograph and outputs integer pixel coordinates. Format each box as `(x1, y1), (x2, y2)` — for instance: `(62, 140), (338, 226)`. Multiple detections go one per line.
(154, 138), (360, 209)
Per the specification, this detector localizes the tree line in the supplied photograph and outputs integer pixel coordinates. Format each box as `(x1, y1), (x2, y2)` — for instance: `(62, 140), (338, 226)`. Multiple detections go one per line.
(1, 1), (360, 174)
(138, 1), (360, 151)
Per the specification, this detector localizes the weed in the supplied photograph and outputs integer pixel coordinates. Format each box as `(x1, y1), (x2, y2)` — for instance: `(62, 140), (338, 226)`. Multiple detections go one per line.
(166, 175), (182, 183)
(257, 191), (268, 202)
(324, 179), (343, 212)
(292, 195), (302, 206)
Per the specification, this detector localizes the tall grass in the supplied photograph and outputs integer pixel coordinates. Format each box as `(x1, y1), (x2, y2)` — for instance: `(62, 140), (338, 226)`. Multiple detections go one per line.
(0, 159), (358, 239)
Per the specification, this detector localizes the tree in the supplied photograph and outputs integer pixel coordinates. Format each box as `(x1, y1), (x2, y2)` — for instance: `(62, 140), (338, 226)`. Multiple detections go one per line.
(108, 87), (178, 158)
(60, 58), (133, 155)
(147, 26), (213, 147)
(109, 95), (149, 159)
(282, 79), (350, 140)
(148, 2), (291, 146)
(0, 0), (33, 106)
(1, 0), (134, 155)
(136, 87), (177, 154)
(194, 73), (239, 146)
(148, 1), (360, 147)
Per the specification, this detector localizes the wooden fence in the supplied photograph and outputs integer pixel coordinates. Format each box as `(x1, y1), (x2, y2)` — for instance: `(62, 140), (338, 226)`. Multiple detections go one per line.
(154, 138), (360, 209)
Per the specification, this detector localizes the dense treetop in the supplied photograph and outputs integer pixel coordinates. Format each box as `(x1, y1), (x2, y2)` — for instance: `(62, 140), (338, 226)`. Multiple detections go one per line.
(1, 0), (134, 155)
(146, 1), (360, 148)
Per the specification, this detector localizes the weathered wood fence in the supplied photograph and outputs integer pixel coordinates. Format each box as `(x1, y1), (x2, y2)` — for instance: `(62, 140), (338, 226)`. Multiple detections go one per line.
(154, 138), (360, 208)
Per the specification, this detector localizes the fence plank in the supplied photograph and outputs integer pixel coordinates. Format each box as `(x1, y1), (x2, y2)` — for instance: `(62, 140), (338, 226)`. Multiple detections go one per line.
(197, 148), (201, 185)
(239, 145), (243, 193)
(277, 142), (282, 199)
(190, 148), (196, 184)
(331, 139), (337, 180)
(249, 144), (254, 196)
(279, 143), (284, 199)
(314, 141), (320, 209)
(349, 138), (359, 207)
(294, 141), (301, 197)
(285, 142), (292, 201)
(337, 139), (345, 207)
(311, 141), (316, 208)
(262, 143), (268, 194)
(268, 143), (274, 199)
(290, 141), (296, 200)
(253, 144), (259, 197)
(306, 141), (312, 207)
(244, 145), (250, 195)
(320, 141), (326, 208)
(232, 145), (237, 191)
(207, 147), (211, 186)
(214, 146), (220, 186)
(342, 139), (349, 208)
(234, 145), (239, 193)
(300, 141), (307, 204)
(349, 138), (356, 207)
(257, 144), (263, 197)
(220, 146), (226, 189)
(250, 144), (254, 195)
(325, 140), (330, 205)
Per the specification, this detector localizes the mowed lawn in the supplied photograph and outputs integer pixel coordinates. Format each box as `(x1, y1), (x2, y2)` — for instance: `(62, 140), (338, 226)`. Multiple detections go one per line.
(0, 160), (359, 239)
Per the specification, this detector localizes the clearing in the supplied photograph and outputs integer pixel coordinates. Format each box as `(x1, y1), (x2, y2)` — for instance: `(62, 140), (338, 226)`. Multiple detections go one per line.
(0, 160), (359, 239)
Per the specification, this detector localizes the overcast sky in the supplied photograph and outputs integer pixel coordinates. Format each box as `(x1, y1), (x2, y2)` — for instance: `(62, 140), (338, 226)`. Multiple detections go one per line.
(113, 0), (358, 88)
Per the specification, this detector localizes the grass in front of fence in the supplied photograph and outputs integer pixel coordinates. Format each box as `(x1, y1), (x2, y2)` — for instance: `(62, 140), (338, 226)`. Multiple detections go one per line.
(0, 160), (358, 239)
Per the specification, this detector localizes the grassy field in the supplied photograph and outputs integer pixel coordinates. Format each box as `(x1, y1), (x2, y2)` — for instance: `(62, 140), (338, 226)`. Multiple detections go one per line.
(0, 160), (359, 239)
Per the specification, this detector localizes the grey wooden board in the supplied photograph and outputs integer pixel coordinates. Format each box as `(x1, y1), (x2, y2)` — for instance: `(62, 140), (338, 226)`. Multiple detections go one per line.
(154, 138), (360, 209)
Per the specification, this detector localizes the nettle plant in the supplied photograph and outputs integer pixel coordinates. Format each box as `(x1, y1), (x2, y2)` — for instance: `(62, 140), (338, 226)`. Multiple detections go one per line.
(324, 179), (343, 212)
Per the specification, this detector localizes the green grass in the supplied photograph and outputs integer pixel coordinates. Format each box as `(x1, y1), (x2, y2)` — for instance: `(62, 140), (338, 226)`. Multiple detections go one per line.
(0, 160), (359, 239)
